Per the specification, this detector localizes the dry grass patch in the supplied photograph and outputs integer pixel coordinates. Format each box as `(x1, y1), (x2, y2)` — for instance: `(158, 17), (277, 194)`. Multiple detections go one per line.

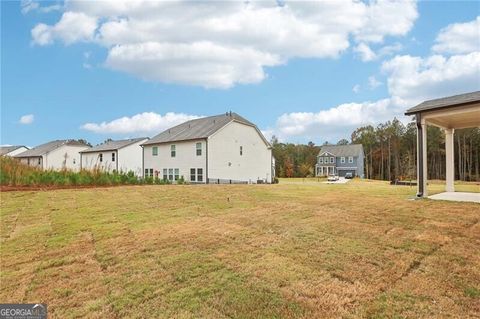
(1, 180), (479, 318)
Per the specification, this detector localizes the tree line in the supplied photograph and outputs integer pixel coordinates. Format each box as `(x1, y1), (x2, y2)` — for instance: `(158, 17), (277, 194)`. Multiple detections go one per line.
(272, 118), (480, 181)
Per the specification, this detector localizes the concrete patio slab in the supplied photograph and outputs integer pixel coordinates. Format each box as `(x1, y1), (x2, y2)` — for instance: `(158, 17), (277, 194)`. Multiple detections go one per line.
(429, 192), (480, 203)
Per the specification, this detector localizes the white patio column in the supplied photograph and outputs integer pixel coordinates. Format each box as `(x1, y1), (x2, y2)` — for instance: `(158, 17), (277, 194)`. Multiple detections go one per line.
(421, 121), (428, 196)
(445, 128), (455, 192)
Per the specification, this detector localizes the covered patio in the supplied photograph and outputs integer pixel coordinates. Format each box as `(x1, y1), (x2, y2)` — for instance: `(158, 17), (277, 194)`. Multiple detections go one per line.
(405, 91), (480, 203)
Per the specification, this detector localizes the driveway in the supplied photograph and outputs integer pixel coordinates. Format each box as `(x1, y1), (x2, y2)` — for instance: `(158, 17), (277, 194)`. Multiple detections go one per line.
(323, 177), (351, 184)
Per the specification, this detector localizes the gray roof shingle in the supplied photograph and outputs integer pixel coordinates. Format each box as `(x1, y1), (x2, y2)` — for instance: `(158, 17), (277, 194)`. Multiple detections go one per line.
(318, 144), (364, 157)
(143, 112), (264, 146)
(14, 140), (89, 157)
(405, 91), (480, 115)
(0, 145), (27, 156)
(80, 137), (148, 153)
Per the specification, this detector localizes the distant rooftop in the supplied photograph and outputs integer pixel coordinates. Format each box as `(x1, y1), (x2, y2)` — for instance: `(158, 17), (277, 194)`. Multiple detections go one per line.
(0, 145), (27, 156)
(14, 140), (89, 157)
(143, 112), (264, 146)
(318, 144), (364, 157)
(80, 137), (148, 153)
(405, 91), (480, 115)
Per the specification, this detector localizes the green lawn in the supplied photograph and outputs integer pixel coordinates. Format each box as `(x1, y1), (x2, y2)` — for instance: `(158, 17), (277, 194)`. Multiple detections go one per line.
(1, 180), (479, 318)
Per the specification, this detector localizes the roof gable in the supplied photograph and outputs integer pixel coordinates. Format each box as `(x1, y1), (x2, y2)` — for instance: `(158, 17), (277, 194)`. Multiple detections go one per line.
(80, 137), (148, 153)
(318, 144), (364, 157)
(14, 140), (89, 157)
(0, 145), (27, 156)
(143, 112), (262, 146)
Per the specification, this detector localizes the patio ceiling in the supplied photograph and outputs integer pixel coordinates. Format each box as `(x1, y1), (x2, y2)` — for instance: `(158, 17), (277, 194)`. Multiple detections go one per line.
(423, 103), (480, 129)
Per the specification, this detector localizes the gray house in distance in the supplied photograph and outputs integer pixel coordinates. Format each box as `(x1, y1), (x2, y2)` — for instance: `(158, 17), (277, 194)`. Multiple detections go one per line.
(315, 144), (364, 178)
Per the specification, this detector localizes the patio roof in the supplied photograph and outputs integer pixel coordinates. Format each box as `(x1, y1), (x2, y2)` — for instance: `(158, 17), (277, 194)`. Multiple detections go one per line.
(405, 91), (480, 130)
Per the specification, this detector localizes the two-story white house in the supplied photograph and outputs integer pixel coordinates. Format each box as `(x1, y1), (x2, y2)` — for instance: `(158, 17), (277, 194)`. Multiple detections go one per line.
(142, 112), (273, 183)
(14, 140), (90, 171)
(80, 137), (148, 176)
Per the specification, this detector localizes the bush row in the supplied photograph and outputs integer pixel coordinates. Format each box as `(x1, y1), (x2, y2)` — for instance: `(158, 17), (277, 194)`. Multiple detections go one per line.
(0, 156), (180, 187)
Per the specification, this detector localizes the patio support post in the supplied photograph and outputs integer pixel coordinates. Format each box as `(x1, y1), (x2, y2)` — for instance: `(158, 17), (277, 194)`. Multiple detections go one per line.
(416, 114), (428, 197)
(445, 128), (455, 192)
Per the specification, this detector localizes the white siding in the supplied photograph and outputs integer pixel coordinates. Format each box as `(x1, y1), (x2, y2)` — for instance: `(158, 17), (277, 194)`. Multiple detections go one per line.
(143, 139), (206, 182)
(81, 151), (117, 172)
(117, 139), (148, 176)
(208, 121), (272, 183)
(19, 156), (43, 169)
(5, 147), (29, 157)
(44, 145), (89, 171)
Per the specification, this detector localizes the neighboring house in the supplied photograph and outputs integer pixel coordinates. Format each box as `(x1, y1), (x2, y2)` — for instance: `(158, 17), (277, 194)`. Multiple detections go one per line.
(14, 140), (90, 171)
(0, 145), (29, 157)
(315, 144), (364, 178)
(143, 112), (273, 183)
(80, 137), (148, 176)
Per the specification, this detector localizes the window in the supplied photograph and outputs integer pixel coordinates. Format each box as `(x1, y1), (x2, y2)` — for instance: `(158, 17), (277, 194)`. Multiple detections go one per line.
(163, 169), (167, 180)
(171, 145), (176, 157)
(348, 156), (354, 163)
(190, 168), (196, 181)
(168, 168), (173, 181)
(196, 142), (202, 156)
(319, 157), (323, 164)
(152, 146), (158, 156)
(174, 168), (179, 181)
(112, 152), (116, 162)
(99, 154), (103, 162)
(341, 157), (345, 163)
(330, 157), (334, 164)
(144, 168), (154, 177)
(73, 158), (76, 165)
(38, 158), (41, 165)
(197, 168), (203, 182)
(240, 146), (243, 156)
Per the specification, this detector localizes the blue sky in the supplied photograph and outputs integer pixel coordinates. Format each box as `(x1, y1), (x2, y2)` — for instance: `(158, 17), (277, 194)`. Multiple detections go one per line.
(1, 1), (479, 147)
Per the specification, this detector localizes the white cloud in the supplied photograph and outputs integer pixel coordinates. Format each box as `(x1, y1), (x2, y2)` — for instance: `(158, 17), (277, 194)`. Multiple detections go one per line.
(382, 52), (480, 105)
(21, 0), (39, 14)
(81, 112), (201, 134)
(272, 98), (407, 142)
(432, 16), (480, 55)
(21, 1), (62, 14)
(354, 42), (403, 61)
(353, 0), (418, 43)
(352, 84), (361, 93)
(31, 11), (97, 46)
(368, 76), (382, 89)
(105, 42), (281, 89)
(354, 43), (377, 62)
(19, 114), (34, 125)
(30, 0), (418, 88)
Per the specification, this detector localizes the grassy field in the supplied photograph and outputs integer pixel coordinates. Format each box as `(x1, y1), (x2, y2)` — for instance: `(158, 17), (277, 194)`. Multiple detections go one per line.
(1, 180), (479, 318)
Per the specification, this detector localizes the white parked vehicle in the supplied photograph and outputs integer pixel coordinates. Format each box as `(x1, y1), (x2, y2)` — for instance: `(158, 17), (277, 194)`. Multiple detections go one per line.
(327, 174), (339, 181)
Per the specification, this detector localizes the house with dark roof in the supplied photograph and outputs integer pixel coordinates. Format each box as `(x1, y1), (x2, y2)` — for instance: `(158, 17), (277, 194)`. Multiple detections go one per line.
(14, 140), (90, 171)
(315, 144), (364, 178)
(80, 137), (148, 176)
(142, 112), (273, 183)
(0, 145), (29, 157)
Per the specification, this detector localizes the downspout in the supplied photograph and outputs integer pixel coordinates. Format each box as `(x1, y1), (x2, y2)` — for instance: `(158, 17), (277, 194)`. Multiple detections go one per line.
(205, 139), (209, 184)
(416, 113), (424, 197)
(80, 153), (82, 170)
(116, 150), (119, 172)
